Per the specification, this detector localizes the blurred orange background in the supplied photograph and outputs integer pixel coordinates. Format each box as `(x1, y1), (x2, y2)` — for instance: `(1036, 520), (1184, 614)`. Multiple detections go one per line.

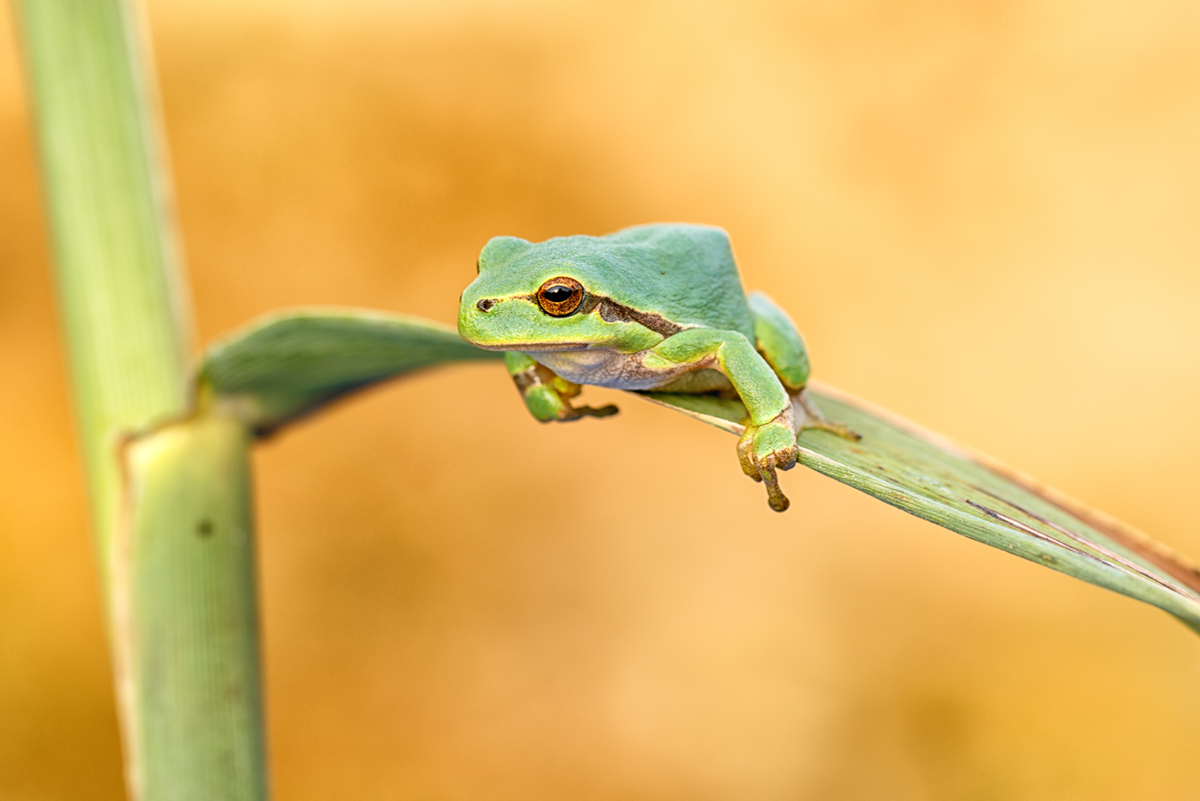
(4, 1), (1200, 798)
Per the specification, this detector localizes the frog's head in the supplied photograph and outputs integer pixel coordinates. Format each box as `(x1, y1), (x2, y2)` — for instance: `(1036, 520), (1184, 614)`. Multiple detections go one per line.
(458, 234), (663, 353)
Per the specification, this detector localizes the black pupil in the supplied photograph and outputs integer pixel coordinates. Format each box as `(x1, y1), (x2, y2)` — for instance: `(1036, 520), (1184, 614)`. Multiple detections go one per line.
(544, 285), (574, 302)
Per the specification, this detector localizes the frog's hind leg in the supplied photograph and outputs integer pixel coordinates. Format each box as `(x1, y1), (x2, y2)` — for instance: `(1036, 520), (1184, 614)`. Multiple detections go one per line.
(748, 291), (810, 393)
(795, 389), (861, 442)
(748, 291), (860, 442)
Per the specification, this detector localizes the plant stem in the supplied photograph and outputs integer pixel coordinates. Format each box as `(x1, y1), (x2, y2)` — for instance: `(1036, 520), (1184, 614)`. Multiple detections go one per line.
(14, 0), (188, 580)
(121, 413), (267, 800)
(14, 0), (268, 797)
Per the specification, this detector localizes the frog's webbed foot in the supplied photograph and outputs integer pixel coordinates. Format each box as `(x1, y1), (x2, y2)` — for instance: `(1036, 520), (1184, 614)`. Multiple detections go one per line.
(796, 389), (861, 442)
(513, 362), (619, 422)
(557, 399), (620, 421)
(736, 405), (799, 512)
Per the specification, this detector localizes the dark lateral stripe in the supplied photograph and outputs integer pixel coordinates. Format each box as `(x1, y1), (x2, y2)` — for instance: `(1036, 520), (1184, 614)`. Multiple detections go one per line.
(595, 297), (685, 336)
(514, 291), (685, 337)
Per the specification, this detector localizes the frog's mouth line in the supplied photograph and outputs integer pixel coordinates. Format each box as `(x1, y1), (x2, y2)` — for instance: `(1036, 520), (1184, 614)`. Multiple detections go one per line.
(466, 340), (599, 352)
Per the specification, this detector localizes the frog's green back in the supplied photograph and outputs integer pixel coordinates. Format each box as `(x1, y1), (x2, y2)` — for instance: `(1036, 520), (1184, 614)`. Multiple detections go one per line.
(485, 224), (755, 339)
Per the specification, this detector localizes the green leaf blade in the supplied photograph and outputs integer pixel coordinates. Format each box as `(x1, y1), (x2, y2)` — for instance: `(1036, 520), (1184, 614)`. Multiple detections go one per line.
(641, 384), (1200, 632)
(198, 307), (503, 433)
(199, 306), (1200, 632)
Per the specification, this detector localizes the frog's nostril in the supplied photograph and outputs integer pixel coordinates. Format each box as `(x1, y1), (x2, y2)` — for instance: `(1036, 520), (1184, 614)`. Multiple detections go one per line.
(476, 298), (496, 312)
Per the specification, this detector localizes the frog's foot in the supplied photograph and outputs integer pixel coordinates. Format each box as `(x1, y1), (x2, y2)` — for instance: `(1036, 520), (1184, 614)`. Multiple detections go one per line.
(519, 376), (619, 422)
(796, 389), (861, 442)
(736, 406), (799, 512)
(558, 400), (620, 421)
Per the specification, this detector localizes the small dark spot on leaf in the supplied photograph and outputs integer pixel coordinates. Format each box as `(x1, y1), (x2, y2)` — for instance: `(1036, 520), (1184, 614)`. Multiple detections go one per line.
(197, 519), (214, 538)
(1040, 554), (1056, 564)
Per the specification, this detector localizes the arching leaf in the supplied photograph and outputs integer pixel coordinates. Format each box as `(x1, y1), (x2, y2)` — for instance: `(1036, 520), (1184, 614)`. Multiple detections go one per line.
(197, 308), (502, 434)
(640, 386), (1200, 634)
(197, 307), (1200, 633)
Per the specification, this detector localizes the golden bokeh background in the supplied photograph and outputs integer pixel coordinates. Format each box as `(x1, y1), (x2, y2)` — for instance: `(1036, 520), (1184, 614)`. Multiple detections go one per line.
(3, 1), (1200, 798)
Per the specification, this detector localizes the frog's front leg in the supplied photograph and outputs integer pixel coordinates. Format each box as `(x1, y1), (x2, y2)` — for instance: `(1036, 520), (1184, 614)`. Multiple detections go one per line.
(504, 351), (618, 422)
(645, 330), (798, 511)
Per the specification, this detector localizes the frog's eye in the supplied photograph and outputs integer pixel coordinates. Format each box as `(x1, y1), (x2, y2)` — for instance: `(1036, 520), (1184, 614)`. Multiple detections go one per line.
(536, 276), (584, 317)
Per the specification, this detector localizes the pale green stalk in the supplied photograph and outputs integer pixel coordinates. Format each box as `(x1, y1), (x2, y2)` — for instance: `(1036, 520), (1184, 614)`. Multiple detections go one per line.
(122, 413), (266, 799)
(14, 1), (268, 797)
(14, 0), (188, 569)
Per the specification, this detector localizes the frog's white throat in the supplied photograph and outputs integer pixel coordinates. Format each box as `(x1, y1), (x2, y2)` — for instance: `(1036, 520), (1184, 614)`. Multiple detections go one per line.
(529, 348), (724, 392)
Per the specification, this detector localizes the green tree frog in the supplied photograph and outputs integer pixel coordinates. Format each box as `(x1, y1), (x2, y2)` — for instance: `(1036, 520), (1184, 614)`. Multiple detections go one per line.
(458, 223), (858, 511)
